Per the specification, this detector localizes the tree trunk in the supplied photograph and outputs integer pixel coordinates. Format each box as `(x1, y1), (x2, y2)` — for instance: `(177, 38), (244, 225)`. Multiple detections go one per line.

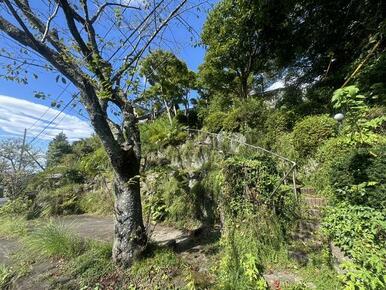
(164, 100), (173, 125)
(112, 167), (147, 267)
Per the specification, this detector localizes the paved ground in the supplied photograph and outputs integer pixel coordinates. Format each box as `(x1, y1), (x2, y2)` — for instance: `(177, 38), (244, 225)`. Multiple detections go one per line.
(0, 215), (189, 266)
(0, 238), (20, 265)
(56, 215), (188, 244)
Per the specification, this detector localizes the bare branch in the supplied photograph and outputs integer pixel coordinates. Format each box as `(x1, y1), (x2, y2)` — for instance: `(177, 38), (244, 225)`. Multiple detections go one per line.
(91, 2), (141, 24)
(0, 14), (85, 89)
(12, 0), (70, 55)
(112, 0), (188, 83)
(41, 2), (59, 43)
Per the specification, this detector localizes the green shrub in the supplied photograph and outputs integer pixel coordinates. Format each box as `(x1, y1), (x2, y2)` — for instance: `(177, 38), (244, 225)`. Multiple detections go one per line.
(215, 201), (287, 289)
(323, 203), (386, 289)
(25, 222), (86, 259)
(0, 198), (31, 217)
(292, 114), (337, 161)
(143, 170), (199, 228)
(222, 155), (278, 205)
(33, 184), (84, 217)
(329, 145), (386, 209)
(79, 189), (114, 216)
(79, 147), (111, 177)
(140, 116), (188, 152)
(203, 111), (228, 132)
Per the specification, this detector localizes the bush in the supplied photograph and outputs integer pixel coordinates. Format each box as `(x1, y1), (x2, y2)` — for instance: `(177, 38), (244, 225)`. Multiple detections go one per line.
(292, 114), (337, 161)
(79, 189), (114, 216)
(33, 184), (84, 217)
(329, 145), (386, 209)
(304, 136), (353, 194)
(140, 116), (188, 152)
(143, 170), (199, 228)
(222, 154), (278, 205)
(79, 147), (111, 178)
(0, 198), (30, 217)
(323, 203), (386, 289)
(203, 111), (228, 132)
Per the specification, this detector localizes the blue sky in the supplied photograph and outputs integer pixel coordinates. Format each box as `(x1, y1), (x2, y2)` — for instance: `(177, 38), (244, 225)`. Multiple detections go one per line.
(0, 0), (215, 149)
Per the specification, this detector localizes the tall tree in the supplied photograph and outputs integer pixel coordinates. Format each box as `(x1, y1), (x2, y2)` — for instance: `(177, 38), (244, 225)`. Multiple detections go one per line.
(0, 138), (40, 198)
(139, 50), (195, 124)
(46, 132), (72, 167)
(199, 0), (293, 99)
(0, 0), (200, 266)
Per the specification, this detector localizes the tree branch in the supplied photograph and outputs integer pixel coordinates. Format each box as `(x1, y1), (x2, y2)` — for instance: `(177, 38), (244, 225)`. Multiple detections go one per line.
(12, 0), (67, 54)
(41, 2), (59, 43)
(112, 0), (188, 83)
(0, 14), (85, 89)
(91, 2), (141, 24)
(58, 0), (91, 58)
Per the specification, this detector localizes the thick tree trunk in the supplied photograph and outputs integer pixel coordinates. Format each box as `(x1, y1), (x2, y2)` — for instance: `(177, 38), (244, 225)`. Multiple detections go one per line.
(112, 167), (147, 267)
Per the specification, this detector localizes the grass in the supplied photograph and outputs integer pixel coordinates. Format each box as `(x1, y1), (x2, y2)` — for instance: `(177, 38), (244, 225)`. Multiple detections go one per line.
(0, 216), (29, 239)
(129, 245), (186, 289)
(24, 222), (86, 259)
(0, 264), (14, 289)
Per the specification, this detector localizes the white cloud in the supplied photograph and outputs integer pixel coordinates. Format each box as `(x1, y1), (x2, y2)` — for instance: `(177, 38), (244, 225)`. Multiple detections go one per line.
(0, 95), (93, 142)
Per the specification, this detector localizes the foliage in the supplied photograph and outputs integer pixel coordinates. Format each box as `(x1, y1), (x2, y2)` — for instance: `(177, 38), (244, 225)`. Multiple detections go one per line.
(0, 216), (28, 238)
(24, 222), (86, 259)
(0, 138), (40, 198)
(329, 145), (386, 209)
(79, 189), (114, 216)
(306, 136), (353, 195)
(292, 114), (337, 161)
(143, 169), (201, 228)
(139, 50), (195, 122)
(332, 85), (386, 145)
(215, 201), (289, 289)
(200, 0), (291, 99)
(79, 147), (111, 178)
(140, 117), (188, 153)
(46, 132), (72, 168)
(0, 197), (31, 217)
(222, 154), (278, 205)
(323, 203), (386, 289)
(33, 184), (84, 217)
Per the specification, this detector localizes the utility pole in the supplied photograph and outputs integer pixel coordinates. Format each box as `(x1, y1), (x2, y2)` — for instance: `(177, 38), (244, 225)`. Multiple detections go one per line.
(18, 128), (27, 171)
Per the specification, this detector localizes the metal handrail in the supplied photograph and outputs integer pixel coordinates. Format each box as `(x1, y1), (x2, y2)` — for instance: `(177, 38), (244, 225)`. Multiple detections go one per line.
(185, 128), (298, 202)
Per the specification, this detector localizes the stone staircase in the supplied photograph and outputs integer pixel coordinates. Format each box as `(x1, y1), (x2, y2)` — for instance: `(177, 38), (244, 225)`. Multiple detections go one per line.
(289, 188), (328, 264)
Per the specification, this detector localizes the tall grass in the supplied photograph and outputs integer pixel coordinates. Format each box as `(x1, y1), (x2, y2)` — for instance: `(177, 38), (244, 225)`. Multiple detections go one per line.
(24, 222), (86, 259)
(0, 217), (28, 238)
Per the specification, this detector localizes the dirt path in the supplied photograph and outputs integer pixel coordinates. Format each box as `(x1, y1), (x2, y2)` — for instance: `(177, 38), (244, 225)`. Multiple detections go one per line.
(0, 215), (188, 265)
(56, 215), (189, 245)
